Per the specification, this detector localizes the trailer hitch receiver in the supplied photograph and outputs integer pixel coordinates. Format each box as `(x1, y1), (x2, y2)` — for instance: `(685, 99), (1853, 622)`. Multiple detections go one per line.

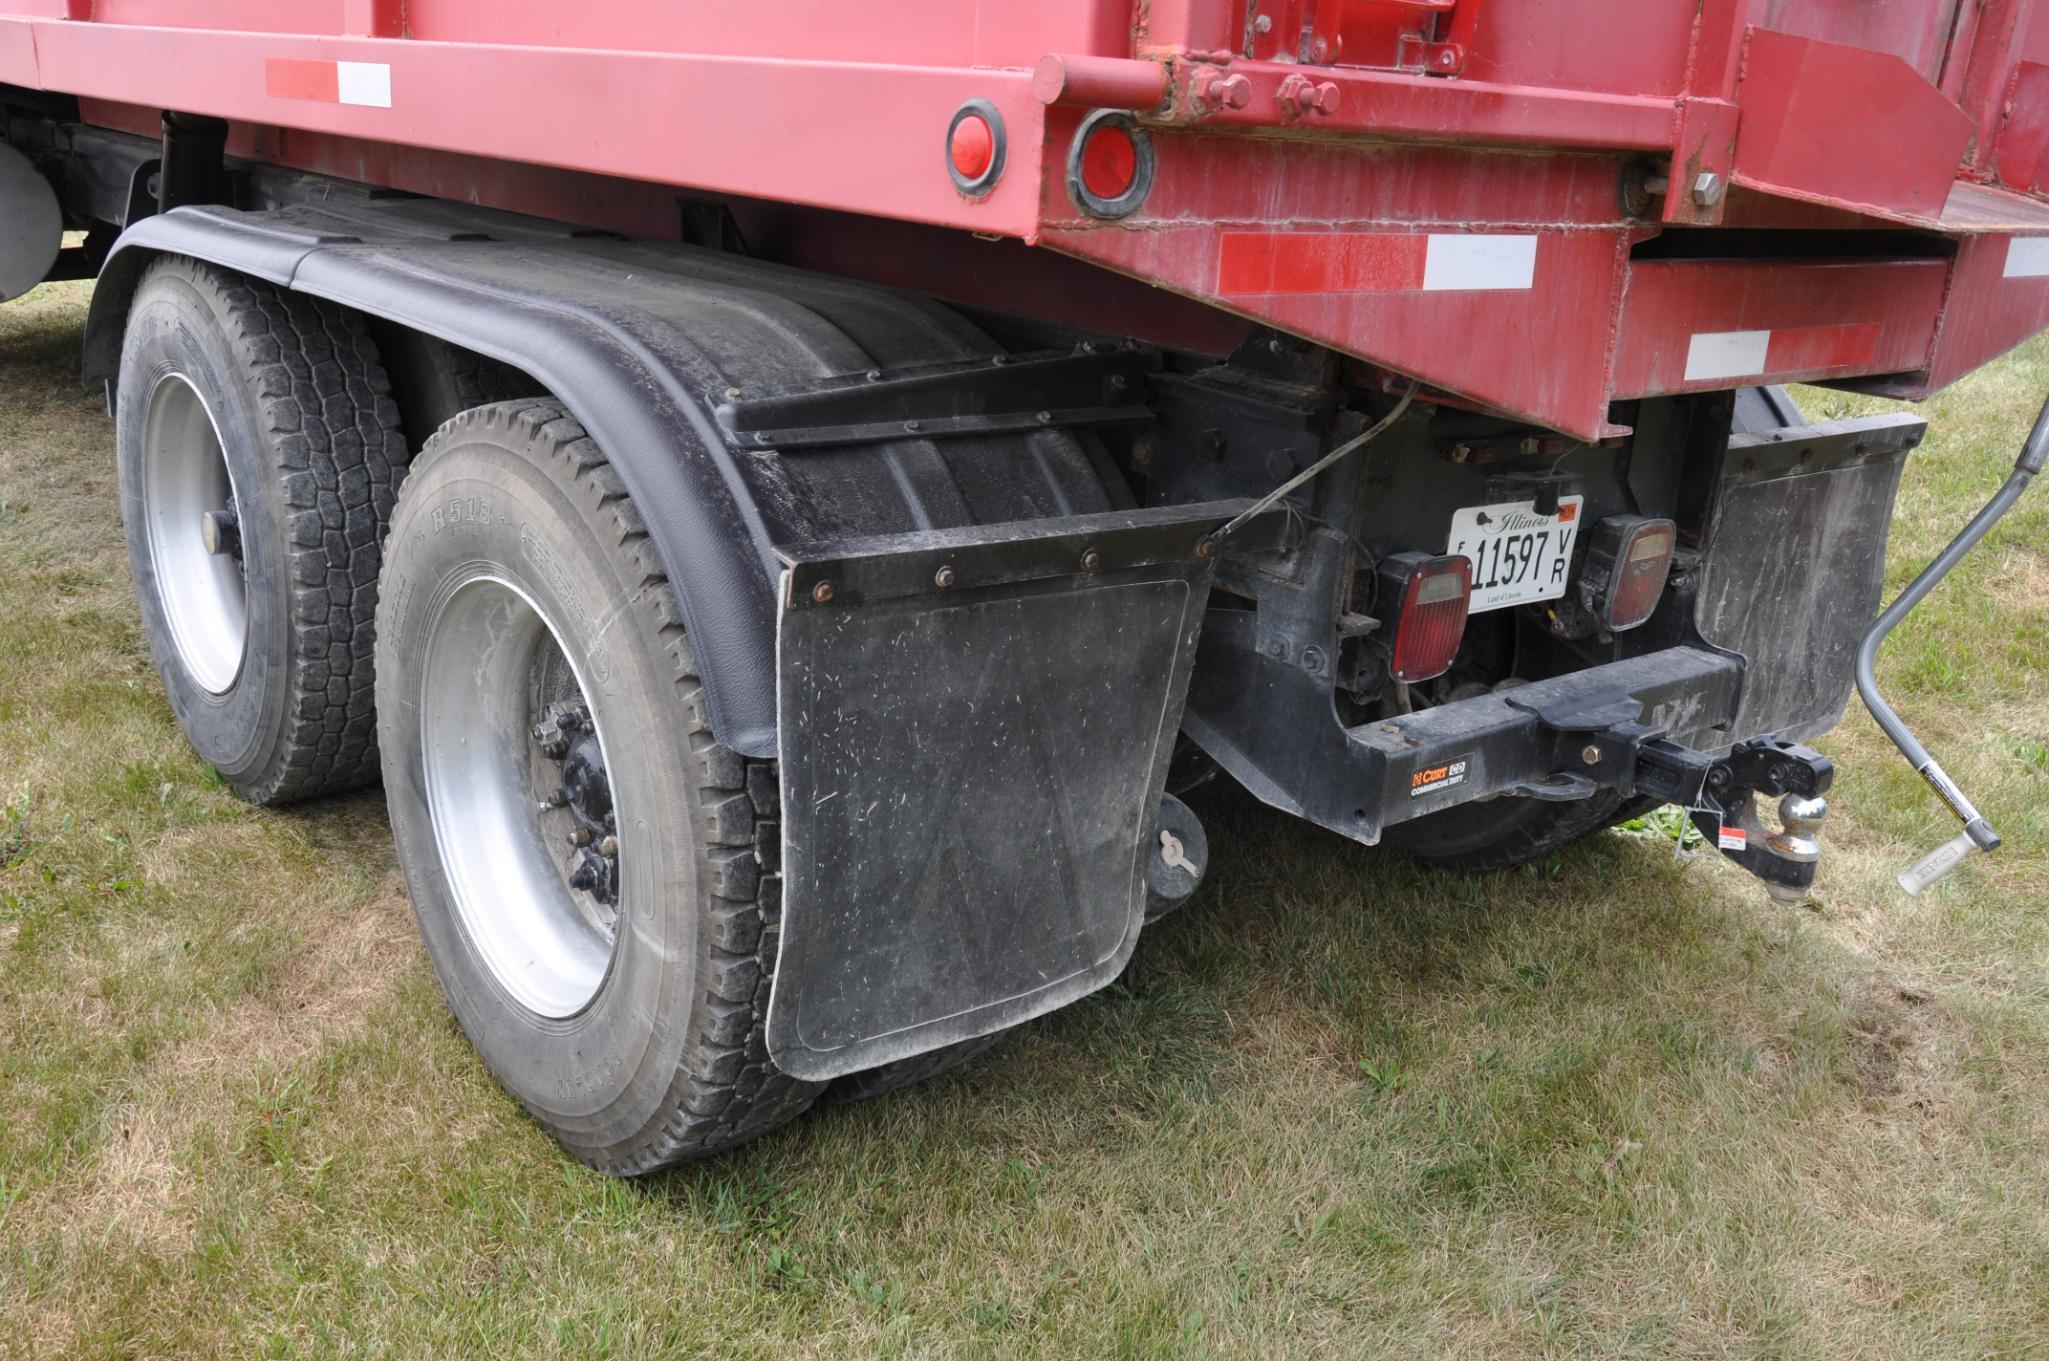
(1597, 730), (1835, 904)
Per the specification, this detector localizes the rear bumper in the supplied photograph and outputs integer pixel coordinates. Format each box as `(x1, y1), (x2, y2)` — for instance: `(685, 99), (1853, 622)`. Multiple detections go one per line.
(1184, 628), (1743, 843)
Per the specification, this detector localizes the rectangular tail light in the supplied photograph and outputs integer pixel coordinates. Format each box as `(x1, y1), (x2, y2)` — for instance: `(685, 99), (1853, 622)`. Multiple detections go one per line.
(1378, 552), (1472, 683)
(1580, 516), (1677, 632)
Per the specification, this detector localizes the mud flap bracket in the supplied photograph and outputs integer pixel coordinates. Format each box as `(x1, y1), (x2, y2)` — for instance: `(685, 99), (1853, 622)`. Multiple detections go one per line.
(765, 502), (1275, 1081)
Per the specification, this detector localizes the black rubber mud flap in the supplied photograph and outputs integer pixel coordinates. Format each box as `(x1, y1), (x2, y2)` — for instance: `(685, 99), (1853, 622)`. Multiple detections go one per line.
(766, 503), (1259, 1081)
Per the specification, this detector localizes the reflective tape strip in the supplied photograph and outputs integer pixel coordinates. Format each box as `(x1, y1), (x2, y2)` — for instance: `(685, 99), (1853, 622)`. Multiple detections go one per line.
(2004, 237), (2049, 278)
(266, 58), (391, 108)
(1420, 234), (1537, 292)
(1683, 330), (1772, 382)
(1216, 232), (1537, 295)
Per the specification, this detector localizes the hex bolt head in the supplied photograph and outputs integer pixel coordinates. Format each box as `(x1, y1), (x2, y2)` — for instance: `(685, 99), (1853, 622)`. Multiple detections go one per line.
(1581, 744), (1603, 765)
(568, 828), (593, 848)
(1193, 66), (1252, 113)
(810, 580), (834, 604)
(1692, 171), (1726, 206)
(1080, 548), (1102, 572)
(933, 565), (957, 588)
(1194, 536), (1218, 559)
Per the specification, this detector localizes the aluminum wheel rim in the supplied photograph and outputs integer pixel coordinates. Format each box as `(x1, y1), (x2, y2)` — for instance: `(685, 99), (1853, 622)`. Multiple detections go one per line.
(141, 372), (246, 694)
(420, 571), (623, 1018)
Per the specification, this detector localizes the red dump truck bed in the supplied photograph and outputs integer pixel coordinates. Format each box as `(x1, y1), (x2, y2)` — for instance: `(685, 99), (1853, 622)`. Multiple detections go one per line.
(6, 1), (2049, 435)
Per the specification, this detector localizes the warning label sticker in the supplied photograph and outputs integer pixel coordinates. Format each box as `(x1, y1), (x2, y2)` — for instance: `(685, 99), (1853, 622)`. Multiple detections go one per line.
(1410, 758), (1470, 799)
(1718, 826), (1748, 851)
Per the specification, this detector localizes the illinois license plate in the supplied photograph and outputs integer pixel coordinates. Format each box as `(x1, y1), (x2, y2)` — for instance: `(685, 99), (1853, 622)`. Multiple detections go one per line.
(1446, 496), (1584, 612)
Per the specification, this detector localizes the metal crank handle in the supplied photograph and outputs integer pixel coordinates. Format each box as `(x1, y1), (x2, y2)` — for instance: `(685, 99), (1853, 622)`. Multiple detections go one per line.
(1856, 392), (2048, 894)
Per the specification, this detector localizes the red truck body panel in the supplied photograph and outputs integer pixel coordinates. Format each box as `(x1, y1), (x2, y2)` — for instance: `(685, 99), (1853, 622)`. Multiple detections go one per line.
(8, 0), (2049, 436)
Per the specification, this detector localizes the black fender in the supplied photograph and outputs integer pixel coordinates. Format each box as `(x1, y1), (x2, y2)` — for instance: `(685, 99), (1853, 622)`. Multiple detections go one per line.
(86, 199), (1126, 757)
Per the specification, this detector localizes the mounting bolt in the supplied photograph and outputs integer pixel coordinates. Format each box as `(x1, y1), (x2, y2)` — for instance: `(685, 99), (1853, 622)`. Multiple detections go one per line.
(1581, 744), (1603, 766)
(810, 580), (834, 604)
(865, 368), (883, 382)
(1279, 74), (1342, 118)
(904, 420), (922, 433)
(1191, 66), (1252, 114)
(933, 565), (956, 588)
(1691, 171), (1726, 207)
(724, 386), (743, 401)
(1194, 536), (1217, 559)
(1035, 410), (1054, 424)
(1080, 548), (1102, 572)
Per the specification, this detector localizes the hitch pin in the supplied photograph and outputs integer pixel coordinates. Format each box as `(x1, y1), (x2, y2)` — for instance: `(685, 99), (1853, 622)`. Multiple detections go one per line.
(1856, 393), (2048, 895)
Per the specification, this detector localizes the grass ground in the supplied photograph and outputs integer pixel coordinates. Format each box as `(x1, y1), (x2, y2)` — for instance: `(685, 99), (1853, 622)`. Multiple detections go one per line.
(0, 277), (2044, 1360)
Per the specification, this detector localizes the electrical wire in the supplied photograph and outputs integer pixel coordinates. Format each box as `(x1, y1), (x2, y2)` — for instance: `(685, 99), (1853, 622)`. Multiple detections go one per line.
(1207, 381), (1420, 546)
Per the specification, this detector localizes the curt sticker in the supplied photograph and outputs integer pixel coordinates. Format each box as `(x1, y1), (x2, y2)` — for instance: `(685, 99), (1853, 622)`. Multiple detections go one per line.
(1409, 757), (1469, 799)
(266, 58), (393, 108)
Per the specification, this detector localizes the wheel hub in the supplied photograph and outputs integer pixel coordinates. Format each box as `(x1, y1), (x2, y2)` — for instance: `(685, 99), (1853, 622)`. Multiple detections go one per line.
(533, 705), (620, 907)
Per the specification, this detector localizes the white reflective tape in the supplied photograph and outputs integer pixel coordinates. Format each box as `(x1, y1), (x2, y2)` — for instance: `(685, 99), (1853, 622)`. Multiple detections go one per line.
(1421, 234), (1537, 292)
(2004, 237), (2049, 278)
(1684, 329), (1772, 382)
(336, 62), (392, 108)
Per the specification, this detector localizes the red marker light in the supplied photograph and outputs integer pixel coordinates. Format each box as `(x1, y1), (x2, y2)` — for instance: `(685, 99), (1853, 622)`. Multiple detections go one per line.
(950, 114), (994, 181)
(1080, 121), (1138, 200)
(1379, 553), (1473, 684)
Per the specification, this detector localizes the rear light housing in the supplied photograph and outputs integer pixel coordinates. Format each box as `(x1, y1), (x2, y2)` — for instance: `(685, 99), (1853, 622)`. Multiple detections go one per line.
(1579, 515), (1677, 632)
(1377, 552), (1473, 683)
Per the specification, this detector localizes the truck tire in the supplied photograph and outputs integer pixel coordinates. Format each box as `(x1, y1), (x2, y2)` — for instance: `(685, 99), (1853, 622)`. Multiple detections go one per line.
(115, 256), (408, 804)
(1393, 386), (1804, 873)
(375, 400), (823, 1172)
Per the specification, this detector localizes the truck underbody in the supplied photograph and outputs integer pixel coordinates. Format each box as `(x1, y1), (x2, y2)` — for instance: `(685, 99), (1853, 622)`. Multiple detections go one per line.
(0, 0), (2041, 1169)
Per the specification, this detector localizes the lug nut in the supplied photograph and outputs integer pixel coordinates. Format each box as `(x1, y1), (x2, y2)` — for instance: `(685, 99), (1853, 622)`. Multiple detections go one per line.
(542, 740), (568, 760)
(569, 865), (597, 891)
(556, 710), (582, 731)
(568, 828), (593, 848)
(536, 788), (567, 812)
(599, 835), (619, 857)
(199, 509), (241, 559)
